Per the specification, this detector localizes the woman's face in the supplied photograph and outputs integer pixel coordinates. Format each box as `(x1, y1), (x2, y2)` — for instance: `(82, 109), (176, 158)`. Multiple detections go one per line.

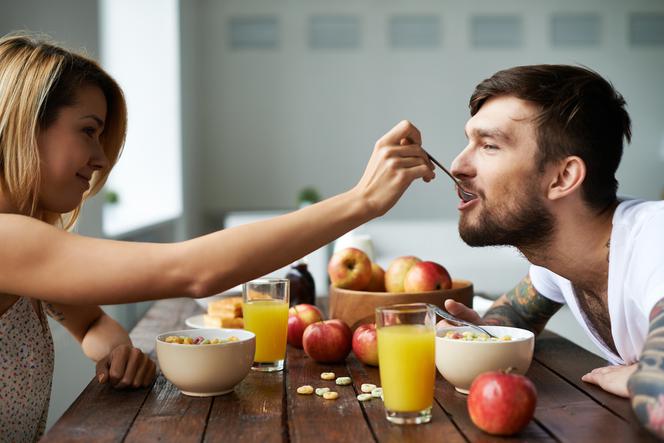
(37, 85), (109, 214)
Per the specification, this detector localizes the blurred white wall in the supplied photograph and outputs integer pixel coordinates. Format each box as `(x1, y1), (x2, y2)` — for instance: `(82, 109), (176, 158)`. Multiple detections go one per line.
(192, 0), (664, 229)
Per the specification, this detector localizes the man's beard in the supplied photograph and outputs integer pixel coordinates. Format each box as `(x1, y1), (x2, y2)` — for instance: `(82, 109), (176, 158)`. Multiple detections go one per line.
(459, 192), (555, 251)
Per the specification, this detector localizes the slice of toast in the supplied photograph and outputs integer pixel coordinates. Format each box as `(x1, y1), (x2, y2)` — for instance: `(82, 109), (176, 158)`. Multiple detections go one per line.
(207, 296), (243, 317)
(203, 314), (244, 329)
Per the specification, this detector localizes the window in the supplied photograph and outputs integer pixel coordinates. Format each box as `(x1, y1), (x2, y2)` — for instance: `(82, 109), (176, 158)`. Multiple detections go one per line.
(100, 0), (182, 236)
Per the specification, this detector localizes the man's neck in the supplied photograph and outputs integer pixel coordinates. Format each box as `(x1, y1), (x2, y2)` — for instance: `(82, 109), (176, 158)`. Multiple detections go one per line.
(520, 200), (617, 294)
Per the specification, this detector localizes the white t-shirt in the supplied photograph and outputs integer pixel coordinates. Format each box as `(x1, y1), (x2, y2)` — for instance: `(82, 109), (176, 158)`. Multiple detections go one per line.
(530, 199), (664, 365)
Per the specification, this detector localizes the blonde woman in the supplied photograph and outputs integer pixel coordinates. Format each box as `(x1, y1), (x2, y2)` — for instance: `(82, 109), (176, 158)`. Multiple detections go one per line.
(0, 33), (435, 441)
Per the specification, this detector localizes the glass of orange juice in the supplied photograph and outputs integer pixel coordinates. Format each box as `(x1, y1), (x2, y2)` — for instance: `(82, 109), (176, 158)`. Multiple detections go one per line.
(242, 278), (290, 372)
(376, 303), (436, 425)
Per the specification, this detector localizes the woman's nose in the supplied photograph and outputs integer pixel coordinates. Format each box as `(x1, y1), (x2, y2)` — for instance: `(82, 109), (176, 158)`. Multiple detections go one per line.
(91, 140), (109, 171)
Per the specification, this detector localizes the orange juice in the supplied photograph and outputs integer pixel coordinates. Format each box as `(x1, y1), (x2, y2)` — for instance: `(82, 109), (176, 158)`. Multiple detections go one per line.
(243, 300), (289, 362)
(377, 324), (435, 412)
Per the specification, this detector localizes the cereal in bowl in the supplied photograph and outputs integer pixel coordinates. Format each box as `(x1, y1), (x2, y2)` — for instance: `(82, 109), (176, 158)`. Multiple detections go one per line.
(163, 335), (239, 345)
(444, 331), (512, 342)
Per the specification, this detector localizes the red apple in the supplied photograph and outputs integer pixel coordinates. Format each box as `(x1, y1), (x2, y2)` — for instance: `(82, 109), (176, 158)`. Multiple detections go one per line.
(467, 370), (538, 436)
(384, 256), (421, 292)
(365, 263), (386, 292)
(403, 261), (452, 292)
(328, 248), (372, 290)
(302, 319), (352, 363)
(287, 304), (324, 348)
(352, 323), (378, 366)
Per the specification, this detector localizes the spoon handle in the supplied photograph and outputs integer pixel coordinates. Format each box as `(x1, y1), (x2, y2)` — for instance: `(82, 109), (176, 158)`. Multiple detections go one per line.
(423, 149), (476, 202)
(424, 151), (458, 184)
(428, 304), (498, 338)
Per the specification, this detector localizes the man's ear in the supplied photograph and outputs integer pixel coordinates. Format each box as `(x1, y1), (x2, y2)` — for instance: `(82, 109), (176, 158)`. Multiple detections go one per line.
(547, 156), (586, 201)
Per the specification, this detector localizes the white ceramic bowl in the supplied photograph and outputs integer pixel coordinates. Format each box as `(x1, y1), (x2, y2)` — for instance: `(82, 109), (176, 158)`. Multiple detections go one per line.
(156, 328), (255, 397)
(435, 325), (534, 394)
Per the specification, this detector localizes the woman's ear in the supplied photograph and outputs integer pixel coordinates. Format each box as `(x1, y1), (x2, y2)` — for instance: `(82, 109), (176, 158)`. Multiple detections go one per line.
(547, 156), (586, 201)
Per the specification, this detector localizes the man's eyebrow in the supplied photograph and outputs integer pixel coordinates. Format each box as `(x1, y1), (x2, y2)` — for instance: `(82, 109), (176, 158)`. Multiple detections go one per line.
(79, 114), (105, 127)
(465, 126), (512, 143)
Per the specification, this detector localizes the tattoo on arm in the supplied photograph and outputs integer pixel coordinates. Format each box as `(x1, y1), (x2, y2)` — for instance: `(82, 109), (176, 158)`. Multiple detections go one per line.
(482, 275), (562, 335)
(628, 297), (664, 439)
(44, 303), (66, 322)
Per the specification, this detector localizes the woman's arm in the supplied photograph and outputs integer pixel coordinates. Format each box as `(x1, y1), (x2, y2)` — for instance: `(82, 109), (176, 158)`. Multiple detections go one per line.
(45, 302), (155, 388)
(1, 121), (434, 306)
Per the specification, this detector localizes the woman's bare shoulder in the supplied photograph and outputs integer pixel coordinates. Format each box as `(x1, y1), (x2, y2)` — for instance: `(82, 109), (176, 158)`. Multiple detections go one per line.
(0, 212), (58, 228)
(0, 213), (67, 241)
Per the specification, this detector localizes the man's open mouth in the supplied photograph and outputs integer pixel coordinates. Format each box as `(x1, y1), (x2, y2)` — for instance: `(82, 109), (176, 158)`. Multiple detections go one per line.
(456, 185), (478, 203)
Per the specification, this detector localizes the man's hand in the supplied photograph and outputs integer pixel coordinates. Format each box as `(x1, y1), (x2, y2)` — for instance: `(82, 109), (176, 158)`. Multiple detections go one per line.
(436, 299), (484, 328)
(438, 276), (562, 334)
(96, 344), (156, 389)
(581, 363), (637, 398)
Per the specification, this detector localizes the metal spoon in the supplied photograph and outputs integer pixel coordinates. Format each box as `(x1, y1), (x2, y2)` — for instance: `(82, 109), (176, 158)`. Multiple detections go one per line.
(428, 304), (498, 338)
(423, 149), (476, 202)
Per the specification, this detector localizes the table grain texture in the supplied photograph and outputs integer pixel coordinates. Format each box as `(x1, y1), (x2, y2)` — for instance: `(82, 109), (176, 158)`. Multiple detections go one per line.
(42, 298), (658, 443)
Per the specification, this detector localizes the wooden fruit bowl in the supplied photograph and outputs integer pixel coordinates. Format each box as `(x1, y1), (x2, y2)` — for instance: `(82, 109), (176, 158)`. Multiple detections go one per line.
(329, 279), (474, 331)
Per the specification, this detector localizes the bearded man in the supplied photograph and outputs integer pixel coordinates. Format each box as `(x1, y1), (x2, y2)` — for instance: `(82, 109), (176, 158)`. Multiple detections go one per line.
(441, 64), (664, 439)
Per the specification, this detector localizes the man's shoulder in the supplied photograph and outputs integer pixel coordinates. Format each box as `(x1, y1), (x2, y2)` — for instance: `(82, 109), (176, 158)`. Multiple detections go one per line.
(614, 199), (664, 235)
(613, 199), (664, 226)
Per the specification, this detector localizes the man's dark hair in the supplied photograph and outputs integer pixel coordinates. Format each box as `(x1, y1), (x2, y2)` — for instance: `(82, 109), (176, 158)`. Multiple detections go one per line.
(469, 64), (631, 213)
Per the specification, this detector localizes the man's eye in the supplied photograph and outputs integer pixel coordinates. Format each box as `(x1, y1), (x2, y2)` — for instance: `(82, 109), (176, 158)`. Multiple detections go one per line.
(483, 144), (499, 150)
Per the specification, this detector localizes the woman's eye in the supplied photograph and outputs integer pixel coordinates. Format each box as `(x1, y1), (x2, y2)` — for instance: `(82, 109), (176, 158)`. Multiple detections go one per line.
(483, 144), (499, 151)
(83, 127), (96, 137)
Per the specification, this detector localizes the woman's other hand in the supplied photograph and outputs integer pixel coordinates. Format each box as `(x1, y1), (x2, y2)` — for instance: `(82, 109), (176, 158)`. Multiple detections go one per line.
(96, 344), (156, 389)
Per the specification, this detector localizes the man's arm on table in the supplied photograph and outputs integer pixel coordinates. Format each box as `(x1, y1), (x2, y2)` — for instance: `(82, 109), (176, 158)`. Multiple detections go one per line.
(627, 297), (664, 439)
(481, 275), (563, 335)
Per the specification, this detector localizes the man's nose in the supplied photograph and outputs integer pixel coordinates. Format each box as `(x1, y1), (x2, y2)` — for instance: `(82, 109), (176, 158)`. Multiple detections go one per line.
(450, 145), (472, 180)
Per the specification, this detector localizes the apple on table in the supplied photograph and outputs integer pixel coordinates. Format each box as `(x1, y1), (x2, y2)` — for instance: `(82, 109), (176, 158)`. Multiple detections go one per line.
(302, 319), (353, 363)
(287, 304), (324, 348)
(352, 323), (378, 366)
(467, 370), (538, 436)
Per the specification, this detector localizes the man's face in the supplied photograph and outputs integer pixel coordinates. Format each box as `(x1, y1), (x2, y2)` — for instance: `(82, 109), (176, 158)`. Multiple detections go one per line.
(451, 95), (555, 249)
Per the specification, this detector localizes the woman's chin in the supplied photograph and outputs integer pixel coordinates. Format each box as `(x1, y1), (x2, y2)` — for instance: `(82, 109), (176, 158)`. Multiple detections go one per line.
(39, 200), (81, 215)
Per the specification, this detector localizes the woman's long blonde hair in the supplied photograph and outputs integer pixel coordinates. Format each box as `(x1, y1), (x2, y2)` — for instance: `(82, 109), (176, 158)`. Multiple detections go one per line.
(0, 32), (126, 229)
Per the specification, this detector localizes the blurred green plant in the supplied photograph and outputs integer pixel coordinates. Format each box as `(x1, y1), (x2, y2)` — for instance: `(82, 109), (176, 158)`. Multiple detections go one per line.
(297, 186), (321, 206)
(105, 189), (119, 205)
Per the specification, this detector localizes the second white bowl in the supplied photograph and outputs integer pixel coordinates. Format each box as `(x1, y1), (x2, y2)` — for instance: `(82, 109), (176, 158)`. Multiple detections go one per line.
(435, 325), (534, 394)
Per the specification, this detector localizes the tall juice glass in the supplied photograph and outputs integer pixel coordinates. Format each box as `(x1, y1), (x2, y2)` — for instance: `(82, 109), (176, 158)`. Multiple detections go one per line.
(376, 303), (436, 425)
(243, 278), (290, 372)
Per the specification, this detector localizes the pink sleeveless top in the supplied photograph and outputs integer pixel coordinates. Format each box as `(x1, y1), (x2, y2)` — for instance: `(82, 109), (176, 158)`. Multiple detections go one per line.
(0, 297), (54, 442)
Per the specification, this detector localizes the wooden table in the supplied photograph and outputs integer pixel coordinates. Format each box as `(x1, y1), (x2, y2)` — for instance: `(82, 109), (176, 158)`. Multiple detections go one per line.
(43, 298), (658, 442)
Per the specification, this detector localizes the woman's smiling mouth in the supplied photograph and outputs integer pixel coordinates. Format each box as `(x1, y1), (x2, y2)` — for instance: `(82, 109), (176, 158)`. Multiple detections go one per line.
(76, 173), (91, 189)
